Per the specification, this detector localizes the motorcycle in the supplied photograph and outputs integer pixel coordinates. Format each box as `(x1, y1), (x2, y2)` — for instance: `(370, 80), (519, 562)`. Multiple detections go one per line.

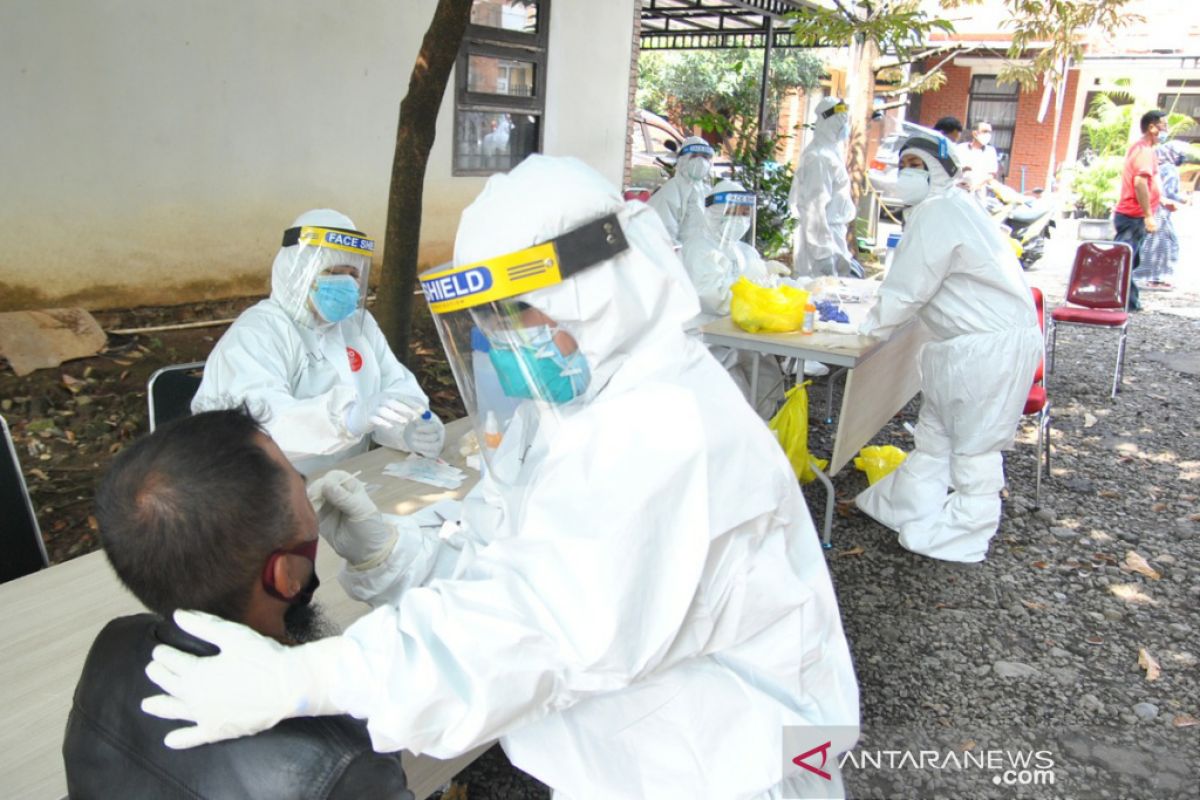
(987, 184), (1056, 270)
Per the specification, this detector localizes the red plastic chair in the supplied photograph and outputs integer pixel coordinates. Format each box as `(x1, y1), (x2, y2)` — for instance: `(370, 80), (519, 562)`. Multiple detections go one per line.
(1023, 288), (1051, 508)
(1047, 241), (1133, 398)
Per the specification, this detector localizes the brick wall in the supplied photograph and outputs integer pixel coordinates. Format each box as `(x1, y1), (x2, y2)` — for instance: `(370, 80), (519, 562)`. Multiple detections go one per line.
(623, 0), (643, 189)
(916, 60), (1081, 192)
(915, 62), (972, 129)
(1006, 69), (1081, 191)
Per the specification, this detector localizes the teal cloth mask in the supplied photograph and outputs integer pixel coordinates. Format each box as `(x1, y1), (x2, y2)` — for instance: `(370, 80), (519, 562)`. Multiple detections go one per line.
(488, 330), (591, 404)
(311, 274), (360, 323)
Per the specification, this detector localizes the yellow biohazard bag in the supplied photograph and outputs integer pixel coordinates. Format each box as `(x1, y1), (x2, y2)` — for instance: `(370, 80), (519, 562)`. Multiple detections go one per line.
(767, 382), (828, 484)
(730, 277), (810, 333)
(853, 445), (907, 485)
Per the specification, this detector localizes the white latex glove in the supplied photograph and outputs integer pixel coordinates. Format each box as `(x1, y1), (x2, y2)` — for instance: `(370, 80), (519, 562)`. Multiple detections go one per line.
(344, 393), (426, 438)
(141, 610), (349, 749)
(766, 259), (791, 276)
(307, 470), (398, 568)
(403, 412), (446, 458)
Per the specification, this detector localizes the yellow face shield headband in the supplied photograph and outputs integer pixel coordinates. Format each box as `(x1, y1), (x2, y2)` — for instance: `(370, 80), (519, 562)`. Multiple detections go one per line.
(281, 226), (376, 257)
(820, 101), (849, 119)
(420, 213), (629, 315)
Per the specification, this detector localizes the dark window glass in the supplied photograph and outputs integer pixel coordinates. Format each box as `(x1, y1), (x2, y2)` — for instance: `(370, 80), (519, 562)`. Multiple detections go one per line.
(467, 55), (537, 97)
(968, 75), (1020, 180)
(455, 112), (540, 173)
(470, 0), (538, 34)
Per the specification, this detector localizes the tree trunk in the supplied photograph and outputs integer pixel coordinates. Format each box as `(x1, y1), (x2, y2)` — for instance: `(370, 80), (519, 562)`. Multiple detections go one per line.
(375, 0), (473, 364)
(845, 35), (879, 206)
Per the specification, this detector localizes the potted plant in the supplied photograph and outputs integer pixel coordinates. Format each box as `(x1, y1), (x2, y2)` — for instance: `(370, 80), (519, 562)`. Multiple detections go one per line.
(1071, 156), (1122, 239)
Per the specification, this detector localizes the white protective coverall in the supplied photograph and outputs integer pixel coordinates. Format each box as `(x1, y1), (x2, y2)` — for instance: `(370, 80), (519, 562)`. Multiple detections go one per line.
(855, 138), (1042, 563)
(679, 179), (787, 415)
(191, 210), (430, 474)
(147, 157), (860, 800)
(789, 97), (858, 277)
(647, 135), (713, 243)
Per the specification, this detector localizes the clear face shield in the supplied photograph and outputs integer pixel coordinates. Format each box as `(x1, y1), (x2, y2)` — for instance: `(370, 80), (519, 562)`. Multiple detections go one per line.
(676, 141), (714, 182)
(278, 225), (375, 329)
(704, 190), (756, 246)
(419, 214), (629, 471)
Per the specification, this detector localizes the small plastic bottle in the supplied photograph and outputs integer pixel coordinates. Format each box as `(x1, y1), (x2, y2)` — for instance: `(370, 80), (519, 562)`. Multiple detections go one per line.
(483, 410), (502, 450)
(801, 302), (816, 335)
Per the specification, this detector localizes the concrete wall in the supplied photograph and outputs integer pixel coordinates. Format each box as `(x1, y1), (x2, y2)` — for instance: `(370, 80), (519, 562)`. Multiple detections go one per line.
(0, 0), (635, 311)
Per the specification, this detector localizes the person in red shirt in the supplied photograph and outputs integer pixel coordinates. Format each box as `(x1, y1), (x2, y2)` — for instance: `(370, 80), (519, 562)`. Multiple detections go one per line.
(1113, 110), (1176, 310)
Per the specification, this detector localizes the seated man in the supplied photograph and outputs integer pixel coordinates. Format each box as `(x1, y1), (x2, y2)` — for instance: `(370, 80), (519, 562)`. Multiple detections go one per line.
(62, 409), (413, 800)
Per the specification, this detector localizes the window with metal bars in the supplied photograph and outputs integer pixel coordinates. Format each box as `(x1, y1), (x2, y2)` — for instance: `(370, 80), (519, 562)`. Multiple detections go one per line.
(454, 0), (550, 176)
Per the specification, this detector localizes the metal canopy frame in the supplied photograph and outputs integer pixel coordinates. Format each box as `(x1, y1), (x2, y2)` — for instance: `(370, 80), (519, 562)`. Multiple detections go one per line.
(640, 0), (818, 51)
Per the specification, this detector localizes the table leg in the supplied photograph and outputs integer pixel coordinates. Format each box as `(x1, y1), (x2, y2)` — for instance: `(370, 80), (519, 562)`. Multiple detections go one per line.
(750, 353), (760, 408)
(825, 367), (848, 425)
(809, 457), (835, 550)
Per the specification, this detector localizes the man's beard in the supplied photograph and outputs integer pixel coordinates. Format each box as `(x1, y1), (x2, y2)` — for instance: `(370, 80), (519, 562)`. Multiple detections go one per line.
(284, 601), (338, 643)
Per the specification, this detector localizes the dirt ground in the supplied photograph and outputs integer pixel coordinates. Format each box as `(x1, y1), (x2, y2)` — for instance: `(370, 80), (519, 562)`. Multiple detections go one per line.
(0, 296), (463, 564)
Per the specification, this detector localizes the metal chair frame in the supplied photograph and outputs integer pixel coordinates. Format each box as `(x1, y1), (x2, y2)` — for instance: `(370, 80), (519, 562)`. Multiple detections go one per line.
(146, 361), (206, 432)
(1047, 241), (1133, 399)
(1026, 288), (1051, 508)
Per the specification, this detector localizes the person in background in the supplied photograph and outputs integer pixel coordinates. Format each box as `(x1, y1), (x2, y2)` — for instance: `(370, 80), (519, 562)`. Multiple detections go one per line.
(789, 96), (862, 279)
(647, 135), (714, 243)
(192, 209), (445, 473)
(1136, 138), (1189, 291)
(142, 155), (860, 800)
(856, 132), (1041, 563)
(956, 120), (1001, 195)
(1113, 110), (1175, 310)
(63, 409), (413, 800)
(933, 116), (964, 143)
(679, 179), (789, 414)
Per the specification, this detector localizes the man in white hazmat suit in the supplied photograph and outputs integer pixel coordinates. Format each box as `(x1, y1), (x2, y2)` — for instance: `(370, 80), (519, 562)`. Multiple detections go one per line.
(191, 209), (446, 474)
(789, 97), (861, 278)
(647, 135), (714, 243)
(142, 156), (860, 800)
(856, 133), (1042, 563)
(679, 179), (788, 415)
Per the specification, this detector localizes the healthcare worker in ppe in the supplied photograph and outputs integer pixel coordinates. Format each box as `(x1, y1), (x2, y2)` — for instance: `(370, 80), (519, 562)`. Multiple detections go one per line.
(191, 210), (446, 474)
(679, 180), (788, 415)
(789, 97), (862, 278)
(143, 156), (860, 800)
(647, 135), (714, 243)
(855, 133), (1042, 563)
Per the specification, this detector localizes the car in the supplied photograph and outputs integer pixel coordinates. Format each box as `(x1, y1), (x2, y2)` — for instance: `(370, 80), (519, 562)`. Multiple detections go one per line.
(628, 109), (734, 191)
(629, 109), (685, 190)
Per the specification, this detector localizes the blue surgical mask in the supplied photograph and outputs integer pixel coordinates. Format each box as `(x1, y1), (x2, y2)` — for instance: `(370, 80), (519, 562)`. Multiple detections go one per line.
(1157, 130), (1169, 143)
(487, 328), (591, 404)
(311, 274), (360, 323)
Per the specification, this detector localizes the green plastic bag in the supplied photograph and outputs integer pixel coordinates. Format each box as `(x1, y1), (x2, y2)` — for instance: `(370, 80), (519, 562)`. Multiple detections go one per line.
(854, 445), (907, 484)
(768, 382), (828, 484)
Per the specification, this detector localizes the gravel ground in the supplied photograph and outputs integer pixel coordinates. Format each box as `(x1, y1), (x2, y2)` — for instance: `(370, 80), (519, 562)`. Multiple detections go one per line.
(437, 215), (1200, 799)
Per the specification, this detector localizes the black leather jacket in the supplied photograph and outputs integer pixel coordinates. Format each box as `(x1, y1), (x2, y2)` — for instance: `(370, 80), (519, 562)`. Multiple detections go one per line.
(63, 614), (414, 800)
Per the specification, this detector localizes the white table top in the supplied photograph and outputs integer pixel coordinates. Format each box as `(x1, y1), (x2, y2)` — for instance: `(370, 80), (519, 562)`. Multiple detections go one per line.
(0, 418), (483, 799)
(699, 316), (884, 368)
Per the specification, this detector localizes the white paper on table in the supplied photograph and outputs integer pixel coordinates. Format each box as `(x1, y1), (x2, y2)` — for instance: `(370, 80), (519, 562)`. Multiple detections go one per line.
(382, 455), (467, 489)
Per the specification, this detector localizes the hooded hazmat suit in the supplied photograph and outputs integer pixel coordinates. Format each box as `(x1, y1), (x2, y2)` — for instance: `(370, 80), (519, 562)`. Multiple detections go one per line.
(789, 98), (859, 277)
(190, 210), (433, 474)
(855, 135), (1042, 563)
(144, 157), (860, 800)
(679, 179), (786, 415)
(647, 136), (714, 243)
